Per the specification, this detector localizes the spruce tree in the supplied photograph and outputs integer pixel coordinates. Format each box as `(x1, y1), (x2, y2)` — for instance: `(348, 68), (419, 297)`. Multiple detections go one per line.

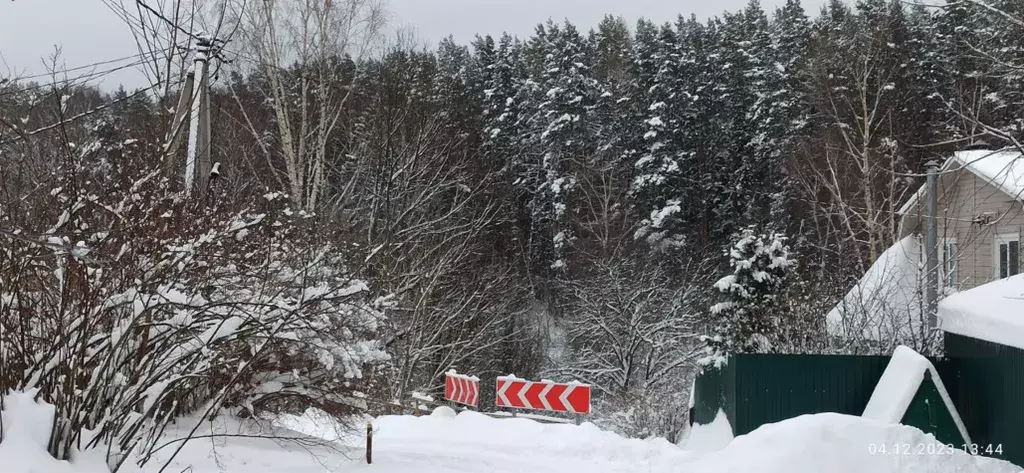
(702, 226), (795, 363)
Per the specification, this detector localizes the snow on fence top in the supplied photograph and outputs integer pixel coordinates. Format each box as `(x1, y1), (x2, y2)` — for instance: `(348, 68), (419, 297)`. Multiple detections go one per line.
(939, 274), (1024, 350)
(862, 345), (972, 447)
(862, 346), (930, 422)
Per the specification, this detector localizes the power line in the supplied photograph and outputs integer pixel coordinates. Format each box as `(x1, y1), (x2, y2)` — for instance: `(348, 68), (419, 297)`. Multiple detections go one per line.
(132, 0), (205, 42)
(9, 50), (165, 82)
(0, 51), (181, 100)
(0, 76), (186, 146)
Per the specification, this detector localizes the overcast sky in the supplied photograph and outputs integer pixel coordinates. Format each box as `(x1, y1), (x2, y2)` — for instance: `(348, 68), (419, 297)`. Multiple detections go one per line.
(0, 0), (829, 90)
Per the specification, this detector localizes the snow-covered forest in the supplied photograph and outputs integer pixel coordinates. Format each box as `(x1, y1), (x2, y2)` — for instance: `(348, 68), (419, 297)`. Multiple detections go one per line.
(0, 0), (1022, 468)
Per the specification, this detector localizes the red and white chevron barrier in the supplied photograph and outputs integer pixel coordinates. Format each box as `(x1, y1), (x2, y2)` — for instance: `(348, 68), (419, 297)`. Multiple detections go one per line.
(495, 376), (591, 414)
(444, 371), (480, 407)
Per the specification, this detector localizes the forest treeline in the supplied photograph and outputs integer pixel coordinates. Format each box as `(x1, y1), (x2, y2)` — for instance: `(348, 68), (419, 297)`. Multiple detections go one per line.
(0, 0), (1022, 451)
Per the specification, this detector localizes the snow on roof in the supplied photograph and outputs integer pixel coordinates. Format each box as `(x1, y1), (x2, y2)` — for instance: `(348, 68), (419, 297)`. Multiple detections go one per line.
(898, 149), (1024, 216)
(939, 274), (1024, 350)
(826, 235), (925, 342)
(861, 345), (971, 446)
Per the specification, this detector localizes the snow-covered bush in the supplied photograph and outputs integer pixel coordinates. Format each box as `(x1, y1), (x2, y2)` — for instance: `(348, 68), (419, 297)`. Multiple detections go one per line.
(701, 226), (794, 363)
(552, 258), (700, 439)
(597, 381), (693, 443)
(0, 167), (388, 471)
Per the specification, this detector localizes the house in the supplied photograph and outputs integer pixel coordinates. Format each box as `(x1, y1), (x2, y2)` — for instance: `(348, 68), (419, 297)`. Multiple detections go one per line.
(827, 149), (1024, 346)
(898, 149), (1024, 289)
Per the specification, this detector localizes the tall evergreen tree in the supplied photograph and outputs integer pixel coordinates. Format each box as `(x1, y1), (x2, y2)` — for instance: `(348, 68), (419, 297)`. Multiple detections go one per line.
(703, 226), (795, 362)
(754, 0), (811, 232)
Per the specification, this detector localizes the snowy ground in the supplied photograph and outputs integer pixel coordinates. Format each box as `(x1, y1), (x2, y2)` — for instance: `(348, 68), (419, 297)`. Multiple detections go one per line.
(157, 407), (1017, 473)
(4, 394), (1020, 473)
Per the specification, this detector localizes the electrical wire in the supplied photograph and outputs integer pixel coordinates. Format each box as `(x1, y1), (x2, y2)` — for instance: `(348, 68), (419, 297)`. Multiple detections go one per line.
(0, 75), (187, 146)
(0, 44), (184, 101)
(132, 0), (206, 42)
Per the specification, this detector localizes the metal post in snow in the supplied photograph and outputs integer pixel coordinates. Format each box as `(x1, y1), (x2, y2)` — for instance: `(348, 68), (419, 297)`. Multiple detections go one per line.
(925, 160), (940, 331)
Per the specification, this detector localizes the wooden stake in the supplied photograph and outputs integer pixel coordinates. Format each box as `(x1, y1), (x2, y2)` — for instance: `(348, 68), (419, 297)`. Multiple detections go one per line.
(366, 422), (373, 464)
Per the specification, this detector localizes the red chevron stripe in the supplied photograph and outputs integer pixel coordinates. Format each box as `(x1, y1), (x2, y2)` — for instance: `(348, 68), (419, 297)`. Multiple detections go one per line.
(494, 377), (591, 414)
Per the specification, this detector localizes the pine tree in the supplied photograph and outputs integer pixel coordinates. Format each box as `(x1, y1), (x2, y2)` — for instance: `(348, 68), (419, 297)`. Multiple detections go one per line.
(988, 0), (1024, 141)
(753, 0), (811, 232)
(702, 226), (795, 363)
(435, 36), (477, 141)
(527, 21), (599, 271)
(479, 33), (526, 175)
(632, 22), (688, 251)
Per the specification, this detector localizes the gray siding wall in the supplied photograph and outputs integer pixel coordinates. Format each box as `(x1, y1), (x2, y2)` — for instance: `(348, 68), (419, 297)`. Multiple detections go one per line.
(904, 169), (1024, 291)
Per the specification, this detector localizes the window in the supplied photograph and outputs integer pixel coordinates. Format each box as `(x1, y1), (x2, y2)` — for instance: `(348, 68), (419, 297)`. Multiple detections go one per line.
(943, 238), (958, 288)
(996, 232), (1020, 279)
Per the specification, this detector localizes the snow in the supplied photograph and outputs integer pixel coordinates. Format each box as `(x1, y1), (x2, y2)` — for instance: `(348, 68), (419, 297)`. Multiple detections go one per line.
(862, 345), (971, 445)
(682, 409), (734, 452)
(445, 369), (480, 382)
(826, 235), (924, 341)
(939, 274), (1024, 350)
(144, 413), (354, 473)
(488, 411), (575, 424)
(684, 413), (1016, 473)
(3, 398), (1018, 473)
(862, 346), (932, 423)
(898, 149), (1024, 216)
(861, 346), (972, 446)
(354, 409), (1015, 473)
(358, 409), (690, 472)
(1, 390), (111, 473)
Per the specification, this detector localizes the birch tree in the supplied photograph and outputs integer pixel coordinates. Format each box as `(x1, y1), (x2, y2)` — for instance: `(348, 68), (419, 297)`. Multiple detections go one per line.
(237, 0), (385, 210)
(796, 0), (920, 268)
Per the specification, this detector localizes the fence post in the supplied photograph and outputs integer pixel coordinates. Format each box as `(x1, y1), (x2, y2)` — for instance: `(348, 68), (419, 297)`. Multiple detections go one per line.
(366, 422), (373, 464)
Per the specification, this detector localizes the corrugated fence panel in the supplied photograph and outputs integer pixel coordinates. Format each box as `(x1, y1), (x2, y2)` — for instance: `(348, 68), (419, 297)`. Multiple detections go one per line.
(731, 354), (893, 436)
(946, 333), (1023, 466)
(691, 347), (1024, 466)
(691, 361), (738, 429)
(723, 360), (737, 430)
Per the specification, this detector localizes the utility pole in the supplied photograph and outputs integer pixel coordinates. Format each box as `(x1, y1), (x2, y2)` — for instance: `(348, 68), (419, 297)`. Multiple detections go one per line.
(164, 69), (193, 177)
(925, 160), (940, 331)
(185, 34), (213, 200)
(161, 2), (230, 200)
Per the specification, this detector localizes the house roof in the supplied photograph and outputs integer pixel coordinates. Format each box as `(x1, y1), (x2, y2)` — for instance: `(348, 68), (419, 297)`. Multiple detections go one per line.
(939, 274), (1024, 350)
(825, 235), (924, 342)
(897, 149), (1024, 216)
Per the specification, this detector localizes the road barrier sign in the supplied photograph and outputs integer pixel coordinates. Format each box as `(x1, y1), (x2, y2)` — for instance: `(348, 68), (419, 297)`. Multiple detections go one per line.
(495, 376), (591, 414)
(444, 370), (480, 408)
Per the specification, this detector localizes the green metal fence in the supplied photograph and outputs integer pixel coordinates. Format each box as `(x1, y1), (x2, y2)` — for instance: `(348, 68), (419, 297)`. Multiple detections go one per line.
(692, 353), (967, 454)
(944, 333), (1024, 465)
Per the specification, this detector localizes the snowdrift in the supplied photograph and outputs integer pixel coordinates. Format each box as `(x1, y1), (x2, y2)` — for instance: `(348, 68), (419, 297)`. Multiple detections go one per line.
(1, 391), (111, 473)
(688, 413), (1015, 473)
(3, 397), (1018, 473)
(347, 408), (1016, 473)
